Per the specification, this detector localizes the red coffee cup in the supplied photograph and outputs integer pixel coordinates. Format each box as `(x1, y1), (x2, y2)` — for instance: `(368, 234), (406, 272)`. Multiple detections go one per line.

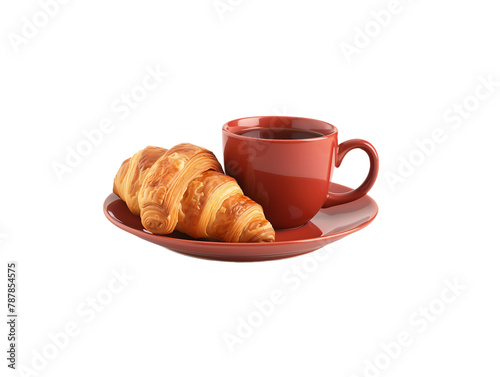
(222, 116), (379, 229)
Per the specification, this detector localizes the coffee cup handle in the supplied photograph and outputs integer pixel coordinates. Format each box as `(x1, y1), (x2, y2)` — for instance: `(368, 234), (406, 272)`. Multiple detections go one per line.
(322, 139), (379, 207)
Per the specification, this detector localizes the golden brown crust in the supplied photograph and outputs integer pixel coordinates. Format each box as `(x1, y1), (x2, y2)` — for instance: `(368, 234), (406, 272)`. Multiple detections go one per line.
(113, 144), (275, 243)
(113, 146), (167, 215)
(138, 143), (223, 234)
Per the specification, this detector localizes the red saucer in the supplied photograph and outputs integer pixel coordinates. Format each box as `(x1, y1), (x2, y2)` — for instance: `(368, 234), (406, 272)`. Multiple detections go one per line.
(103, 183), (378, 262)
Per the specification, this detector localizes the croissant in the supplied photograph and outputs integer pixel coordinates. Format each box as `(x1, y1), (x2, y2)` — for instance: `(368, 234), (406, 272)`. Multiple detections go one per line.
(113, 143), (275, 243)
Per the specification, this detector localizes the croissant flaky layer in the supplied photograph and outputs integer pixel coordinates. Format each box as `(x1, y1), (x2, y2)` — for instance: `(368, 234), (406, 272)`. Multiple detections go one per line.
(113, 144), (275, 243)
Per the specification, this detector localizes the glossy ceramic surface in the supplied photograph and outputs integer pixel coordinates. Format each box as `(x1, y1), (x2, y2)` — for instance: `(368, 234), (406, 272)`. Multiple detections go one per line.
(103, 183), (378, 262)
(223, 116), (379, 229)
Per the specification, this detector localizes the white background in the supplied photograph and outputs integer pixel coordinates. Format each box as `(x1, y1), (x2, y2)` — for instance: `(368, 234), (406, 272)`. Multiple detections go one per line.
(1, 0), (499, 376)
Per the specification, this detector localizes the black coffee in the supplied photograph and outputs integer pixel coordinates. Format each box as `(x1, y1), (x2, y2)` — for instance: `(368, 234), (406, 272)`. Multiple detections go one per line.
(236, 127), (324, 140)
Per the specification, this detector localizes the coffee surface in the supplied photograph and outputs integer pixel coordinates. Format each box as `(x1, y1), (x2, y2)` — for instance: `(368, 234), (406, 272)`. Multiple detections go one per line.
(236, 127), (324, 140)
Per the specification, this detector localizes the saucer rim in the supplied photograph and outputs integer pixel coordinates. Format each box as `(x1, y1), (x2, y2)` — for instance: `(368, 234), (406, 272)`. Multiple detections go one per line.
(103, 184), (378, 248)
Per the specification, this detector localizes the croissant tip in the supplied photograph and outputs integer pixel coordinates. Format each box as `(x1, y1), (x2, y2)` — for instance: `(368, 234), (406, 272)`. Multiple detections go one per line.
(244, 229), (275, 243)
(259, 238), (275, 243)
